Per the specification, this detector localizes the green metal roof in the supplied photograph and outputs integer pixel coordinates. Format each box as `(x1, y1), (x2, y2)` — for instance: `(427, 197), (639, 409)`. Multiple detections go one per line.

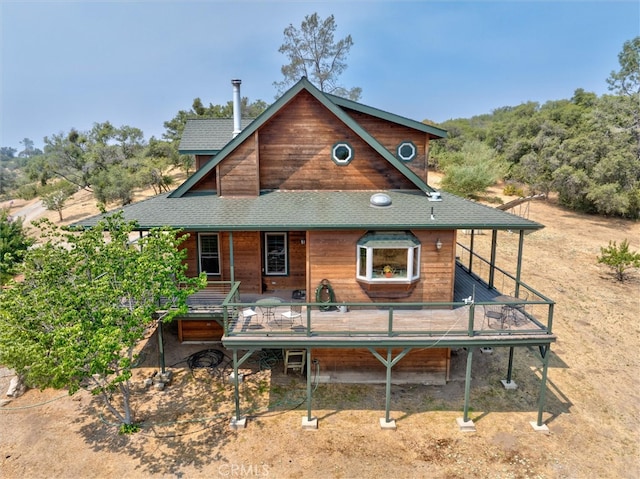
(178, 118), (254, 154)
(72, 190), (544, 232)
(357, 231), (421, 248)
(170, 78), (438, 198)
(325, 93), (447, 138)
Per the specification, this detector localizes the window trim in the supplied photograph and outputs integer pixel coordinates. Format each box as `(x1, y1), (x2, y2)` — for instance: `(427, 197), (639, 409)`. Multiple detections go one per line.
(331, 142), (353, 165)
(396, 141), (417, 161)
(356, 232), (421, 283)
(264, 232), (288, 276)
(198, 233), (221, 277)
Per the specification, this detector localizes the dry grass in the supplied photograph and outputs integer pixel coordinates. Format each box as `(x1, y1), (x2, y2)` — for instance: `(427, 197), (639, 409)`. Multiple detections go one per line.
(1, 180), (639, 478)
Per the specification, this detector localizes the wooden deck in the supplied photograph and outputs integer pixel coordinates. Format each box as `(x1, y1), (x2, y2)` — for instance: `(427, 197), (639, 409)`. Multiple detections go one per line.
(171, 266), (555, 348)
(228, 303), (542, 335)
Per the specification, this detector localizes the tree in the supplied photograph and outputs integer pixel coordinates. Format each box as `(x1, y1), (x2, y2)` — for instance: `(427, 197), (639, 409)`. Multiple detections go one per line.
(597, 239), (640, 281)
(41, 181), (77, 222)
(607, 37), (640, 97)
(274, 12), (362, 100)
(439, 140), (505, 198)
(0, 208), (35, 285)
(18, 138), (43, 159)
(0, 213), (206, 429)
(163, 97), (267, 175)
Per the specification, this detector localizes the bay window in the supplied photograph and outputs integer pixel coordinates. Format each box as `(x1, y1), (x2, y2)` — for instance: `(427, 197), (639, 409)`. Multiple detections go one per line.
(357, 232), (421, 282)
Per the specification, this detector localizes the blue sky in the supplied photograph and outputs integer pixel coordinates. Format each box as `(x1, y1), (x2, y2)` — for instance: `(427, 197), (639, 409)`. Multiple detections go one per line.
(1, 1), (638, 151)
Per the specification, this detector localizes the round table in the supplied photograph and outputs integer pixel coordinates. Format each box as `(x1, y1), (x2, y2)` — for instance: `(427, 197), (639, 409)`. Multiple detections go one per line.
(256, 297), (283, 323)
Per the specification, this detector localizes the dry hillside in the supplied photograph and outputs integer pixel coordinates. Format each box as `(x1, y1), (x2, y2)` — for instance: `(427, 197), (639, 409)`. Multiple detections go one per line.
(1, 178), (639, 479)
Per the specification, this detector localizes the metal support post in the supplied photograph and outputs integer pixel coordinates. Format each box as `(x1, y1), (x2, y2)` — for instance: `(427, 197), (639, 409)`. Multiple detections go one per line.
(489, 230), (498, 289)
(306, 349), (313, 421)
(536, 346), (550, 427)
(155, 313), (165, 374)
(385, 348), (393, 423)
(506, 346), (515, 383)
(463, 347), (474, 423)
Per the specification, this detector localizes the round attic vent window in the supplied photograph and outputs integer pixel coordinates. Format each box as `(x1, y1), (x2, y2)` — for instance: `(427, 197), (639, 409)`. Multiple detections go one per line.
(370, 193), (392, 207)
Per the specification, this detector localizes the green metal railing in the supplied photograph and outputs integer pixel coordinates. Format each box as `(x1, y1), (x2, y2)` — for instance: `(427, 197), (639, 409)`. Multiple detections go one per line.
(200, 242), (556, 340)
(220, 298), (553, 339)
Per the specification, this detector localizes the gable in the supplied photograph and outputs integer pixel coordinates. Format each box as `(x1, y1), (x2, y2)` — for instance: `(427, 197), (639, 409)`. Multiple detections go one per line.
(171, 78), (437, 198)
(257, 90), (416, 191)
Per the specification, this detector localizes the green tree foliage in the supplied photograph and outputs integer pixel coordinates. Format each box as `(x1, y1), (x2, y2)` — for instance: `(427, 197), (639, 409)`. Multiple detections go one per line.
(41, 180), (78, 222)
(163, 97), (268, 175)
(434, 38), (639, 218)
(274, 12), (362, 100)
(597, 239), (640, 281)
(0, 213), (206, 426)
(0, 208), (35, 284)
(438, 140), (505, 198)
(34, 123), (180, 207)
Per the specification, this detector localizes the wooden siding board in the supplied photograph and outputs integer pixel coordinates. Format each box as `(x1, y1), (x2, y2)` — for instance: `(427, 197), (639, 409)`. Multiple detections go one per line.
(218, 135), (259, 196)
(308, 230), (456, 304)
(256, 91), (415, 191)
(345, 109), (429, 183)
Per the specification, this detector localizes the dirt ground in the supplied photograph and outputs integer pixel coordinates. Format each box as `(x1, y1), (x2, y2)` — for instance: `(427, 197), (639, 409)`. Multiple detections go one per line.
(1, 184), (639, 478)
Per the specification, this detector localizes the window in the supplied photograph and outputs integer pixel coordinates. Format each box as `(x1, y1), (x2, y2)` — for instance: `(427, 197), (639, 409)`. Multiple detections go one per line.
(397, 141), (416, 161)
(265, 232), (288, 275)
(331, 142), (353, 165)
(199, 234), (220, 276)
(356, 232), (421, 282)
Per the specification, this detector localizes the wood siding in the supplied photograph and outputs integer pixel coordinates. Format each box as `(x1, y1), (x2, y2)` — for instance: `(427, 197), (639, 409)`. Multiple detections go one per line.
(343, 108), (430, 184)
(307, 230), (455, 303)
(253, 91), (416, 192)
(191, 155), (217, 191)
(310, 347), (450, 383)
(177, 318), (223, 342)
(218, 133), (260, 196)
(262, 230), (307, 293)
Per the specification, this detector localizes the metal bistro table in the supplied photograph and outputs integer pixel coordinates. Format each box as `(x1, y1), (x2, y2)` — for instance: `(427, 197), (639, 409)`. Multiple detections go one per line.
(494, 294), (527, 326)
(256, 297), (283, 324)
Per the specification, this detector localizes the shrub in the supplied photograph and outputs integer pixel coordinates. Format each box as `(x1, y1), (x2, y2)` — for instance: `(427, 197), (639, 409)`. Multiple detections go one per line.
(597, 239), (640, 282)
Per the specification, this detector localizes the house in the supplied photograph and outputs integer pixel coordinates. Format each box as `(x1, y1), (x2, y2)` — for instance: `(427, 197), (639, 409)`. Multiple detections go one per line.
(75, 78), (556, 430)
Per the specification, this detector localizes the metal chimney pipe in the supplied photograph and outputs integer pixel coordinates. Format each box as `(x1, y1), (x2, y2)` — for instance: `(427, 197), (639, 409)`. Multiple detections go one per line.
(232, 79), (242, 137)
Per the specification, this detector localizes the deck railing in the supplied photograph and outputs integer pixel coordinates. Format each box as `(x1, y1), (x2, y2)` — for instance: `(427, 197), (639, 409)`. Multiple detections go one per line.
(179, 247), (555, 340)
(456, 242), (555, 334)
(219, 297), (554, 339)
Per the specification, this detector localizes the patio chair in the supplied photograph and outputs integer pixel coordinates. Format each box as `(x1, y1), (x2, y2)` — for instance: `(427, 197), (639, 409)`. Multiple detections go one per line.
(241, 307), (258, 322)
(280, 304), (303, 326)
(484, 304), (508, 329)
(507, 290), (529, 325)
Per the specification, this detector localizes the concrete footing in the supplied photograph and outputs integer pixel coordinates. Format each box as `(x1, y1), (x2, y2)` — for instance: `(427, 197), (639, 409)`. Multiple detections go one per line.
(456, 417), (476, 432)
(501, 379), (518, 390)
(229, 416), (247, 430)
(301, 417), (318, 429)
(379, 418), (397, 430)
(480, 347), (493, 354)
(529, 421), (550, 434)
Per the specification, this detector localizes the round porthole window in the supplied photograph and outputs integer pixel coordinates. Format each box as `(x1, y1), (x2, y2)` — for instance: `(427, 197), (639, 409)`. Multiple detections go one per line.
(332, 142), (353, 165)
(397, 141), (416, 161)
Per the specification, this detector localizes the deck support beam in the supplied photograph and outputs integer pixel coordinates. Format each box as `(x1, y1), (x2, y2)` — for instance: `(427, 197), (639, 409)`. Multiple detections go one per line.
(230, 348), (257, 429)
(501, 346), (518, 389)
(457, 347), (476, 431)
(531, 345), (551, 433)
(155, 313), (165, 374)
(369, 347), (412, 428)
(302, 348), (317, 429)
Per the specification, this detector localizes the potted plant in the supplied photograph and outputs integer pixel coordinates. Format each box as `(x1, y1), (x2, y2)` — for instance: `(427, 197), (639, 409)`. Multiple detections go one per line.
(383, 265), (394, 278)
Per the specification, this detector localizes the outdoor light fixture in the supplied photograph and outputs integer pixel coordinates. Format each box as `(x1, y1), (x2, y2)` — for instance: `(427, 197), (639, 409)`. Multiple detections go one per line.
(435, 238), (443, 251)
